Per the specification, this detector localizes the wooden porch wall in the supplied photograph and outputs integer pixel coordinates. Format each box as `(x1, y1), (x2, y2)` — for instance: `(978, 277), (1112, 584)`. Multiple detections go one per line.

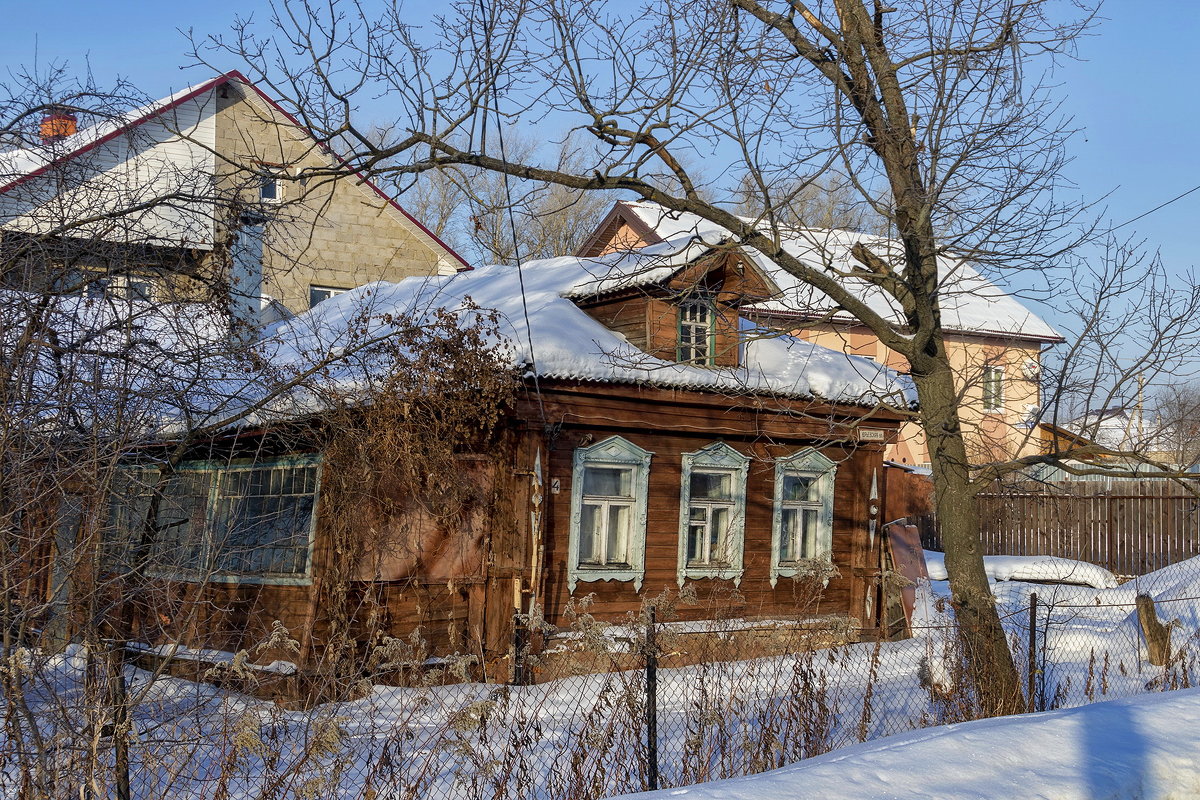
(921, 480), (1200, 577)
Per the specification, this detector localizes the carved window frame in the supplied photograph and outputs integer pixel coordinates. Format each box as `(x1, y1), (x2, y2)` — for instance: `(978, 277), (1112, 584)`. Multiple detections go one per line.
(676, 442), (750, 586)
(770, 448), (837, 588)
(568, 436), (653, 593)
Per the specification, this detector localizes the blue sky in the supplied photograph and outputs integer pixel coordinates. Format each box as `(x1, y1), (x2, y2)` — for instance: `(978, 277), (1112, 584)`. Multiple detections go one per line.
(3, 0), (1198, 272)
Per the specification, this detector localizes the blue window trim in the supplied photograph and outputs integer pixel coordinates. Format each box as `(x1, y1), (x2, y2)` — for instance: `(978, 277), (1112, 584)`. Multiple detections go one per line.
(770, 448), (837, 588)
(567, 436), (653, 593)
(676, 442), (750, 587)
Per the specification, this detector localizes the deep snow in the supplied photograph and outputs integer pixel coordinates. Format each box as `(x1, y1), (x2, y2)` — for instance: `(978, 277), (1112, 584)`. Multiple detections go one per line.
(618, 689), (1200, 800)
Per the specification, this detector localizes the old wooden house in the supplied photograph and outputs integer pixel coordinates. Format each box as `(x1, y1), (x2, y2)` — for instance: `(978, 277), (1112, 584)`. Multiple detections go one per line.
(87, 238), (914, 681)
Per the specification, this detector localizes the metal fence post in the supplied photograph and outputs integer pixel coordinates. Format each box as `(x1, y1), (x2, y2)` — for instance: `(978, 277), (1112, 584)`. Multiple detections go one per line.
(1027, 592), (1039, 713)
(646, 606), (659, 791)
(511, 612), (526, 686)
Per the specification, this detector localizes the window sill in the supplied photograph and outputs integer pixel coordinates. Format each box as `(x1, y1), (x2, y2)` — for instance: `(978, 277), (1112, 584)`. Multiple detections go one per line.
(568, 565), (643, 593)
(146, 569), (313, 587)
(679, 564), (743, 587)
(770, 558), (835, 589)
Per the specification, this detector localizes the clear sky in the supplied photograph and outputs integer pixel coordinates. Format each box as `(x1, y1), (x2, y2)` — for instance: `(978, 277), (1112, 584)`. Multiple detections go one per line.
(2, 0), (1198, 272)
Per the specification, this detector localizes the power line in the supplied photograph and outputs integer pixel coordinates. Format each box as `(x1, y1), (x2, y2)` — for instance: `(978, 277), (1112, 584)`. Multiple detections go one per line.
(1105, 183), (1200, 234)
(479, 0), (547, 426)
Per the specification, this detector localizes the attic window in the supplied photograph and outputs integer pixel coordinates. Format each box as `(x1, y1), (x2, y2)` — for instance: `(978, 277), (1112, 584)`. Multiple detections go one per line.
(678, 295), (715, 365)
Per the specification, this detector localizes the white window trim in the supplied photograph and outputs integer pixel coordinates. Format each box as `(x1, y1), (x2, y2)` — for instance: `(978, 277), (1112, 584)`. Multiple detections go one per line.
(983, 365), (1005, 413)
(770, 448), (837, 588)
(678, 295), (716, 365)
(259, 165), (287, 203)
(142, 456), (322, 587)
(568, 436), (653, 593)
(309, 284), (350, 308)
(676, 442), (749, 586)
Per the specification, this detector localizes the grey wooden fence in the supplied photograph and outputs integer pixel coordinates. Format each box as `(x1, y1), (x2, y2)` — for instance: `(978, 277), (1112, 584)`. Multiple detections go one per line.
(971, 480), (1200, 577)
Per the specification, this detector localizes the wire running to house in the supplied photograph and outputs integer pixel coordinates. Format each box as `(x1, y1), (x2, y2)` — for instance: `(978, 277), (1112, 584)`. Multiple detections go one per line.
(476, 0), (547, 425)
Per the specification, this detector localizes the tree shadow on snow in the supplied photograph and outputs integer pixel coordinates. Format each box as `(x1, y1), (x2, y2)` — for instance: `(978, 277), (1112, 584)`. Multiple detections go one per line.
(1080, 697), (1149, 800)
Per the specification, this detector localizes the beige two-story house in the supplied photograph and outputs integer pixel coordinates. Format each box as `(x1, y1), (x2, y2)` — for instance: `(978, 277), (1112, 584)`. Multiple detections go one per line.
(0, 70), (466, 317)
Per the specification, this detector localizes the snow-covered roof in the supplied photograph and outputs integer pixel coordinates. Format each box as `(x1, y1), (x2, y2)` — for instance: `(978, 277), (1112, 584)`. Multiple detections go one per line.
(0, 71), (468, 269)
(5, 236), (914, 440)
(1067, 407), (1174, 455)
(616, 201), (1063, 343)
(268, 241), (917, 411)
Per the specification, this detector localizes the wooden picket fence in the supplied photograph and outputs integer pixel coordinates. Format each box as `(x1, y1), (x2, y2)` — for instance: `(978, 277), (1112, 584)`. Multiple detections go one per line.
(968, 480), (1200, 577)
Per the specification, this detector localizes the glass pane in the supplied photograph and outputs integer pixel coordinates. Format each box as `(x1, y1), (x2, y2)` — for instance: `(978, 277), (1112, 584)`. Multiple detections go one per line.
(153, 471), (211, 573)
(802, 508), (820, 558)
(687, 506), (707, 562)
(212, 464), (318, 576)
(690, 471), (732, 500)
(583, 466), (633, 498)
(780, 508), (797, 562)
(606, 504), (630, 564)
(579, 503), (599, 562)
(710, 506), (729, 562)
(782, 473), (820, 502)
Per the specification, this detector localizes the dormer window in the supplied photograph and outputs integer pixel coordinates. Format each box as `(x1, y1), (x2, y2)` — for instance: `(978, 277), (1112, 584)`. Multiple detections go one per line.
(678, 295), (715, 365)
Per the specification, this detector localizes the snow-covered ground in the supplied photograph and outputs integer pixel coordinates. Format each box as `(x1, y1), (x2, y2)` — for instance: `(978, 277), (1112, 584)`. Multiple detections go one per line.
(619, 689), (1200, 800)
(5, 553), (1200, 799)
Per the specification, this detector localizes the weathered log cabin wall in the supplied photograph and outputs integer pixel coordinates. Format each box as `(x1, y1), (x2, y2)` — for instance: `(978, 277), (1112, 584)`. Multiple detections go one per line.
(577, 251), (772, 370)
(125, 378), (899, 675)
(522, 382), (902, 634)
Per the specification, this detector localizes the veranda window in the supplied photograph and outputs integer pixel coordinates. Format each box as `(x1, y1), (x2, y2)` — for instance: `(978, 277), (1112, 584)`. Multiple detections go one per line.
(112, 457), (321, 585)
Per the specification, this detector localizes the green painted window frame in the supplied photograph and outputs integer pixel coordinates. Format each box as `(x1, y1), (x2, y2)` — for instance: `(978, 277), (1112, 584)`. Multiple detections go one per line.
(676, 442), (749, 586)
(770, 448), (837, 588)
(112, 456), (322, 587)
(568, 436), (653, 593)
(677, 295), (717, 365)
(983, 365), (1005, 412)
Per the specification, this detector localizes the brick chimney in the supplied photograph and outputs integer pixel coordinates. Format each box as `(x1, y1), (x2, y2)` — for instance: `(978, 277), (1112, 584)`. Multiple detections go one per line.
(39, 108), (78, 144)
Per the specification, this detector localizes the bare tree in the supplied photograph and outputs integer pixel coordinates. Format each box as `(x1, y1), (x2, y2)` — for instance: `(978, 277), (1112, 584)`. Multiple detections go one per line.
(194, 0), (1200, 714)
(732, 171), (882, 233)
(1153, 382), (1200, 470)
(0, 66), (519, 797)
(385, 129), (615, 264)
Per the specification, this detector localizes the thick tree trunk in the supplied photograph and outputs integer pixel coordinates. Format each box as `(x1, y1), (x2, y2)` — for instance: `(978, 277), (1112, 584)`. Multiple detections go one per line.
(911, 355), (1024, 716)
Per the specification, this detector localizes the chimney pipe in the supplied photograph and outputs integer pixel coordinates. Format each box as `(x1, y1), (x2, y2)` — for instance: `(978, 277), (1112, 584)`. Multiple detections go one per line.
(40, 108), (78, 145)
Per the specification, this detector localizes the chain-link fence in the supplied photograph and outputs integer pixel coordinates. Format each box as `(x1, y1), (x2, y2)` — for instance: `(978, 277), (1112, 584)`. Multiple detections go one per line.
(5, 552), (1200, 799)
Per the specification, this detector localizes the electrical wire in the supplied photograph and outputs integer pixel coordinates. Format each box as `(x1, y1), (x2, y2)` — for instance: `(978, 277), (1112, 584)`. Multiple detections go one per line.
(480, 0), (547, 426)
